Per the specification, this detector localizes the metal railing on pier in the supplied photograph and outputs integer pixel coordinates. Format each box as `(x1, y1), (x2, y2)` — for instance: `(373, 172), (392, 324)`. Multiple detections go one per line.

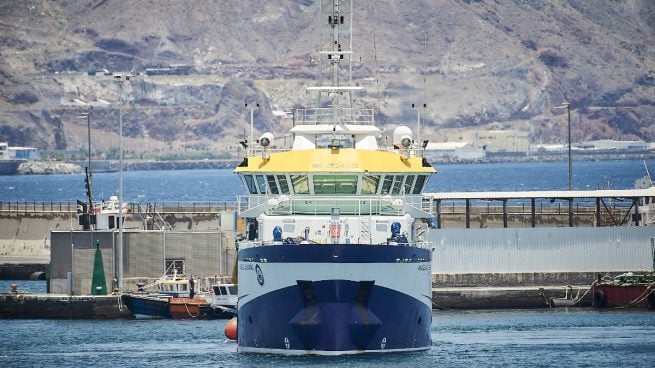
(0, 201), (238, 215)
(0, 201), (77, 213)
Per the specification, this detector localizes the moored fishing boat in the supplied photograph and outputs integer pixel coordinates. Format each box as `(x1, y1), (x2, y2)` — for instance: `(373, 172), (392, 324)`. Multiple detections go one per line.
(234, 0), (435, 355)
(121, 269), (236, 319)
(121, 270), (201, 318)
(592, 272), (655, 309)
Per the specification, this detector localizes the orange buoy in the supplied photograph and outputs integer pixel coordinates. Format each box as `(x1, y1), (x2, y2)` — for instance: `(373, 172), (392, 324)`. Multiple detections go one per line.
(224, 317), (238, 340)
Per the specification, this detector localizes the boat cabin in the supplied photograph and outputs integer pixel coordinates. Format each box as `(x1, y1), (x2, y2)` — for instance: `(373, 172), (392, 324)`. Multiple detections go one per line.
(77, 195), (127, 231)
(212, 284), (238, 307)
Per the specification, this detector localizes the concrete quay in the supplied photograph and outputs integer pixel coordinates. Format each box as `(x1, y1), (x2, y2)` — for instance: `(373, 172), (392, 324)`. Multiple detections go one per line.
(432, 285), (592, 310)
(0, 293), (133, 319)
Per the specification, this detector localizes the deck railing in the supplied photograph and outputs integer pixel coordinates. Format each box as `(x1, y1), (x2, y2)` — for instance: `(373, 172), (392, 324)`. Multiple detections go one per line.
(238, 239), (433, 251)
(294, 107), (375, 126)
(236, 194), (427, 217)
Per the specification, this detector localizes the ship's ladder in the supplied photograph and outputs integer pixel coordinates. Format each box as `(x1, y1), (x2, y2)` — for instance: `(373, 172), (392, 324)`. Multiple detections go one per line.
(136, 203), (173, 230)
(360, 217), (371, 244)
(421, 197), (432, 214)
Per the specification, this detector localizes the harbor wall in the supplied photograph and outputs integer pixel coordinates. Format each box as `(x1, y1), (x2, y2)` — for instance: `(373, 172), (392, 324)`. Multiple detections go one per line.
(0, 209), (238, 280)
(0, 212), (74, 259)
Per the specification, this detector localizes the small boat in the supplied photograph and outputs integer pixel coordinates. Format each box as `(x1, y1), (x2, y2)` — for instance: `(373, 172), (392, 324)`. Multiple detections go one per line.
(592, 272), (655, 309)
(168, 297), (212, 319)
(121, 293), (172, 319)
(121, 270), (236, 319)
(206, 283), (237, 319)
(122, 269), (210, 319)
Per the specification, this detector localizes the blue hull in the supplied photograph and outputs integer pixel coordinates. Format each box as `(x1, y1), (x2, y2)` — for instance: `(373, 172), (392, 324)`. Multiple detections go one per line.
(121, 294), (171, 319)
(237, 244), (432, 354)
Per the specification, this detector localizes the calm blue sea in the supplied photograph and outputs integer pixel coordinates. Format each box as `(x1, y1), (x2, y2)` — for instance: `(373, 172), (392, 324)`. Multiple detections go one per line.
(0, 159), (653, 203)
(0, 309), (653, 367)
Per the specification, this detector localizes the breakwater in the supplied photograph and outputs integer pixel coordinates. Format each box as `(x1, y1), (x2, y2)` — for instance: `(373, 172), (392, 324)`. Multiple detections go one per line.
(0, 293), (132, 319)
(3, 159), (242, 175)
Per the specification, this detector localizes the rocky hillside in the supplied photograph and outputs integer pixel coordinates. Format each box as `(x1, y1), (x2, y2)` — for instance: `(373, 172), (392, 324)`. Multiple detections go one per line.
(1, 0), (654, 156)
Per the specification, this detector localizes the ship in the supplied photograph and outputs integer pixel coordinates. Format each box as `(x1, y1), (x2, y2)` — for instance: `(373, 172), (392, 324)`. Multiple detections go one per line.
(592, 272), (655, 309)
(233, 0), (436, 355)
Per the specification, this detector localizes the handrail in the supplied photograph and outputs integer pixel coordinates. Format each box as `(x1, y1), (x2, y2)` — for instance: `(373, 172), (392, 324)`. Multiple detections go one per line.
(236, 194), (427, 217)
(238, 239), (432, 251)
(0, 201), (238, 214)
(294, 107), (375, 126)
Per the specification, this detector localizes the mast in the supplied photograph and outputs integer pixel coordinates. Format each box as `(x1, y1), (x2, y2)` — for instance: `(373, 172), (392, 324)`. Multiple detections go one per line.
(311, 0), (361, 125)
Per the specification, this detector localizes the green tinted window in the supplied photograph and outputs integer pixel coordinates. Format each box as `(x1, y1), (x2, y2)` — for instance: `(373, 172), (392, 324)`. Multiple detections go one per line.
(313, 175), (358, 194)
(391, 175), (404, 194)
(291, 175), (310, 194)
(361, 175), (380, 194)
(404, 175), (415, 194)
(381, 175), (393, 195)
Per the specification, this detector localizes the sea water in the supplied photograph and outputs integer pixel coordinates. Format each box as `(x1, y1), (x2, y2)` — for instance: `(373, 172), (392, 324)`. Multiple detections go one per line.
(0, 309), (653, 367)
(0, 159), (653, 203)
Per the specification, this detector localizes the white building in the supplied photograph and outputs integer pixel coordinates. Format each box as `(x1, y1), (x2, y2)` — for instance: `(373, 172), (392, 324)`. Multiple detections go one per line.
(424, 142), (485, 161)
(0, 142), (39, 160)
(577, 140), (648, 151)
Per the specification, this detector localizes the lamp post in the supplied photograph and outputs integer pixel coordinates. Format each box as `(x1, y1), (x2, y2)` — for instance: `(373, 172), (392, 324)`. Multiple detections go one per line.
(77, 112), (93, 206)
(555, 102), (573, 227)
(245, 102), (259, 153)
(411, 103), (426, 145)
(113, 73), (130, 293)
(554, 102), (572, 191)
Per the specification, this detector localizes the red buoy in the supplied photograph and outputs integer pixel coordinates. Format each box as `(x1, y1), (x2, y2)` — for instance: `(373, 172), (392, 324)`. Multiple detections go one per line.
(224, 317), (238, 340)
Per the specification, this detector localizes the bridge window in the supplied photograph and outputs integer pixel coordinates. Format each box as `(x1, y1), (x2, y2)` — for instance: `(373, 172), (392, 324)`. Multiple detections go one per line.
(291, 175), (310, 194)
(256, 175), (267, 194)
(381, 175), (393, 194)
(313, 175), (358, 194)
(391, 175), (404, 194)
(243, 175), (257, 194)
(404, 175), (416, 194)
(277, 175), (290, 194)
(361, 175), (380, 194)
(267, 175), (279, 194)
(413, 175), (427, 194)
